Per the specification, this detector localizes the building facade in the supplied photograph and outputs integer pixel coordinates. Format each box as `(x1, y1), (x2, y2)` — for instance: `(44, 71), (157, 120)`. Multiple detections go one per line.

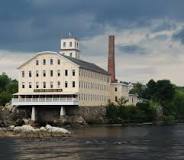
(12, 36), (138, 121)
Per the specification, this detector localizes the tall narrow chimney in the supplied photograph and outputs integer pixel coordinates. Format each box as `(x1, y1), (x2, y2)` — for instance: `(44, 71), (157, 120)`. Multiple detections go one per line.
(108, 35), (116, 82)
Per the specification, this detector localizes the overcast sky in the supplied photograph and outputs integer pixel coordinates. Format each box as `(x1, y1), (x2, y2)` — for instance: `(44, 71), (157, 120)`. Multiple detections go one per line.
(1, 0), (184, 85)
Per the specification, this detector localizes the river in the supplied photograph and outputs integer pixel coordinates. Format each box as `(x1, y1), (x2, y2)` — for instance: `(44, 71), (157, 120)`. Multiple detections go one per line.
(1, 125), (184, 160)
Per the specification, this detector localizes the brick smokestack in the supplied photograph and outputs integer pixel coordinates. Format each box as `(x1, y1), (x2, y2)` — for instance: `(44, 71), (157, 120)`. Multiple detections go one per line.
(108, 35), (116, 82)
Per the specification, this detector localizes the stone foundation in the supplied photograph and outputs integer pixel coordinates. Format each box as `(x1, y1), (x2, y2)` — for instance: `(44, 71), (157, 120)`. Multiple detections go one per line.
(15, 106), (107, 125)
(67, 106), (107, 124)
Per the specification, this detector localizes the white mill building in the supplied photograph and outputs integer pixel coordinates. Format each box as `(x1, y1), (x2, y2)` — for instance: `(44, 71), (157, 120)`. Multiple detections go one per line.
(12, 35), (138, 121)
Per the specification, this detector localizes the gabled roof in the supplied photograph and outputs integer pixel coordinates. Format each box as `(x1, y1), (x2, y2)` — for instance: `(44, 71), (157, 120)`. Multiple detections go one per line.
(62, 55), (109, 75)
(18, 51), (109, 75)
(18, 51), (58, 69)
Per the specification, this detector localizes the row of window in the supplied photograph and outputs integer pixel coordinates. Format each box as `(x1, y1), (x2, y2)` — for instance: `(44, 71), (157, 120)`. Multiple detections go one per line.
(22, 81), (76, 89)
(79, 81), (108, 90)
(79, 94), (108, 102)
(79, 69), (109, 82)
(36, 59), (61, 66)
(22, 69), (75, 78)
(62, 41), (79, 48)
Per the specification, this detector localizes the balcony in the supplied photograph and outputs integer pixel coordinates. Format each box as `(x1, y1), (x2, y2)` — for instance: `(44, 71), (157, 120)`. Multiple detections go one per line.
(12, 97), (79, 106)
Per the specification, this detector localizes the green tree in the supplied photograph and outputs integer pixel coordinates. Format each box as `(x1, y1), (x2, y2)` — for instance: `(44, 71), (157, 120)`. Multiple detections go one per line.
(0, 73), (18, 106)
(144, 79), (157, 100)
(154, 80), (175, 104)
(129, 82), (145, 98)
(0, 73), (10, 92)
(116, 97), (128, 106)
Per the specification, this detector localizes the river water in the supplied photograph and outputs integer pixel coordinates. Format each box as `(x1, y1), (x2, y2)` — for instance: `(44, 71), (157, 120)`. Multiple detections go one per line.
(1, 125), (184, 160)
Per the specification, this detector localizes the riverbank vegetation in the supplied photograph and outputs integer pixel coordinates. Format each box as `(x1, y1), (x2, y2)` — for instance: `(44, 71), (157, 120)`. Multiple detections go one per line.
(0, 73), (18, 106)
(106, 79), (184, 124)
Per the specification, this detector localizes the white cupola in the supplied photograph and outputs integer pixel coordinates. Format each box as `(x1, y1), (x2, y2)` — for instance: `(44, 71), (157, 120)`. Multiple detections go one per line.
(60, 34), (80, 59)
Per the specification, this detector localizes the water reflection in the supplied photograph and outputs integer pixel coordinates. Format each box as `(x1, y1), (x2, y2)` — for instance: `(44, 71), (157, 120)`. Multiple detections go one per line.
(0, 138), (17, 160)
(1, 125), (184, 160)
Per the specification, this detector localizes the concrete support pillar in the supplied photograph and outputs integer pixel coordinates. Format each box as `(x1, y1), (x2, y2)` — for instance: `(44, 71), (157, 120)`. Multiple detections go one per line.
(31, 106), (36, 121)
(60, 106), (65, 116)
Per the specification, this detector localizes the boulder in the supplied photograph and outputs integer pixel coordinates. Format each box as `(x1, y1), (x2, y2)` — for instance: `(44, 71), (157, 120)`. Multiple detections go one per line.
(40, 127), (47, 131)
(69, 115), (87, 125)
(14, 125), (35, 132)
(45, 124), (71, 134)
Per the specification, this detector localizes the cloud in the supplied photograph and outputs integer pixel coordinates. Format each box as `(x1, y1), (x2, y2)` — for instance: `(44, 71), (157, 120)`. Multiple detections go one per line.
(0, 50), (33, 79)
(172, 27), (184, 44)
(1, 1), (184, 85)
(1, 0), (184, 52)
(118, 45), (145, 54)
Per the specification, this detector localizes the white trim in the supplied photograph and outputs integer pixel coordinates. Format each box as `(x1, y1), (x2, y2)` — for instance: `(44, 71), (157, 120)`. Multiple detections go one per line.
(13, 92), (78, 95)
(12, 97), (79, 106)
(18, 51), (58, 69)
(18, 51), (80, 69)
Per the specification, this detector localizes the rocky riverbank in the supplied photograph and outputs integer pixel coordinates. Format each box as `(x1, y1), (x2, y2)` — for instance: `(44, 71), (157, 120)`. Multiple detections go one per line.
(0, 124), (71, 138)
(0, 105), (108, 128)
(0, 106), (72, 138)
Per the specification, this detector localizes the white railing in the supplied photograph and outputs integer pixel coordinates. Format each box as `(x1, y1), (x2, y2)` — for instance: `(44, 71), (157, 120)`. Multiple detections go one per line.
(12, 97), (79, 106)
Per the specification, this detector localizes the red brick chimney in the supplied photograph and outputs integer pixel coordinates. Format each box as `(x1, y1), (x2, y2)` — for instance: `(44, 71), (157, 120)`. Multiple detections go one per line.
(108, 35), (116, 82)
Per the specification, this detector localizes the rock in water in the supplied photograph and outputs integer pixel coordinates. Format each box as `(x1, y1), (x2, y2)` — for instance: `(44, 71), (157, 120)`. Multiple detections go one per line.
(40, 127), (47, 131)
(45, 124), (71, 134)
(14, 125), (35, 132)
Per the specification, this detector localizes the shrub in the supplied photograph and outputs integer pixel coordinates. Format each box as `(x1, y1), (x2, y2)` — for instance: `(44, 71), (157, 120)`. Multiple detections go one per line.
(106, 101), (156, 124)
(162, 115), (176, 125)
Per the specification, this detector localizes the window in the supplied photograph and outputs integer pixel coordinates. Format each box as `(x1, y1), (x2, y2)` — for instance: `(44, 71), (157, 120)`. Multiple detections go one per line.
(50, 70), (53, 77)
(70, 42), (72, 47)
(57, 70), (60, 77)
(72, 69), (75, 76)
(50, 82), (53, 88)
(43, 59), (46, 65)
(63, 42), (66, 47)
(58, 59), (60, 65)
(29, 82), (32, 88)
(57, 81), (61, 88)
(65, 70), (68, 76)
(115, 87), (117, 92)
(29, 71), (32, 77)
(65, 81), (68, 88)
(36, 60), (39, 65)
(50, 59), (53, 65)
(21, 71), (25, 78)
(36, 70), (39, 77)
(115, 96), (118, 102)
(22, 82), (25, 88)
(70, 52), (72, 57)
(43, 70), (46, 77)
(36, 82), (39, 88)
(72, 81), (75, 88)
(43, 82), (46, 88)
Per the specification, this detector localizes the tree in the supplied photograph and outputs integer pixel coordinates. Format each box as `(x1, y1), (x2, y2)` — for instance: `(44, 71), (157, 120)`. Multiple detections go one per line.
(116, 97), (128, 106)
(144, 79), (157, 100)
(154, 80), (175, 104)
(129, 82), (145, 98)
(0, 73), (18, 106)
(0, 73), (10, 92)
(0, 91), (11, 106)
